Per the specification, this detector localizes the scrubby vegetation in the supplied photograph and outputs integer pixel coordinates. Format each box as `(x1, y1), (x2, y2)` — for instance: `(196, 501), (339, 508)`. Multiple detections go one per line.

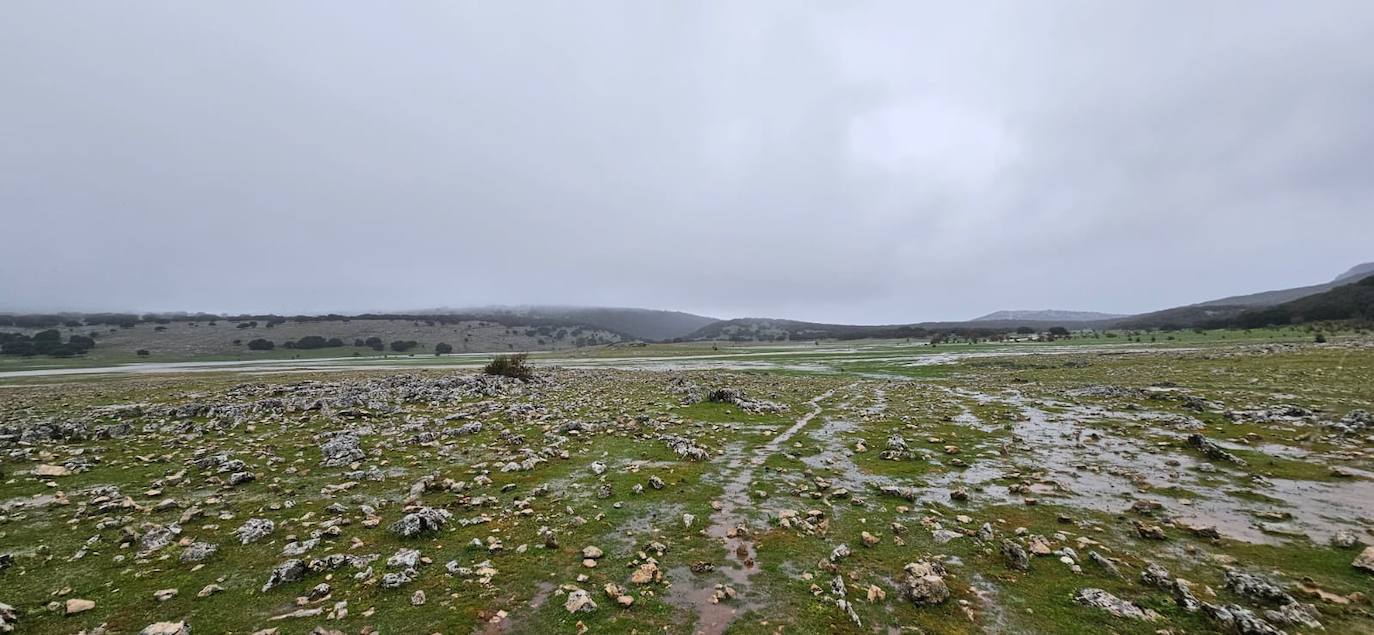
(0, 329), (96, 357)
(483, 352), (534, 380)
(283, 335), (345, 350)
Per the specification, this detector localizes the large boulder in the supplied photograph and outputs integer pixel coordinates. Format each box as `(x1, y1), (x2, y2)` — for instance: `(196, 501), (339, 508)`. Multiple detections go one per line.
(902, 560), (950, 606)
(1353, 546), (1374, 573)
(389, 507), (452, 538)
(1073, 588), (1160, 621)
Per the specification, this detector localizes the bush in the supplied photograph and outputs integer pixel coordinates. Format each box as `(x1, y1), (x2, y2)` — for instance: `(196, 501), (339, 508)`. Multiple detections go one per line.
(434, 342), (453, 355)
(0, 331), (96, 357)
(390, 340), (418, 352)
(136, 349), (150, 356)
(483, 353), (534, 380)
(1, 340), (36, 356)
(247, 338), (275, 351)
(291, 335), (344, 350)
(1048, 326), (1070, 336)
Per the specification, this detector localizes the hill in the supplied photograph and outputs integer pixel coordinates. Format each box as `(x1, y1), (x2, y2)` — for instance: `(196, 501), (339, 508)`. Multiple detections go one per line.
(1192, 261), (1374, 308)
(1223, 274), (1374, 328)
(973, 310), (1124, 322)
(1333, 262), (1374, 283)
(0, 313), (627, 362)
(1112, 261), (1373, 329)
(454, 306), (717, 341)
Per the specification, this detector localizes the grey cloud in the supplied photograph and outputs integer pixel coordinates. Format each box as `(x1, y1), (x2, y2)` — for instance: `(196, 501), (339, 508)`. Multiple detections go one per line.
(2, 2), (1372, 322)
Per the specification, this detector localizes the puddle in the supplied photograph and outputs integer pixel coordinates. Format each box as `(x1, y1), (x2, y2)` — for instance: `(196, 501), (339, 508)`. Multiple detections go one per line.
(940, 388), (1374, 545)
(679, 388), (837, 635)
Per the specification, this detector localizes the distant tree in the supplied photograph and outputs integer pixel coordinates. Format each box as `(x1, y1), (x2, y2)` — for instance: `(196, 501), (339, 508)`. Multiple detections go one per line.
(136, 349), (150, 356)
(365, 336), (384, 351)
(390, 340), (418, 352)
(353, 338), (366, 347)
(434, 342), (453, 355)
(1, 340), (36, 356)
(1015, 326), (1035, 334)
(1314, 332), (1327, 343)
(1048, 326), (1070, 337)
(293, 335), (330, 349)
(326, 337), (344, 347)
(247, 338), (275, 351)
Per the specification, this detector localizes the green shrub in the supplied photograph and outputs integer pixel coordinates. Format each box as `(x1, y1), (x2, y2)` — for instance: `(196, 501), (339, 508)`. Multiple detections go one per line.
(483, 353), (533, 380)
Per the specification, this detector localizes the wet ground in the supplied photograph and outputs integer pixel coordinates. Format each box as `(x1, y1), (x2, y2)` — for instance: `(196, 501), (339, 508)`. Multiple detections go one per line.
(0, 334), (1371, 634)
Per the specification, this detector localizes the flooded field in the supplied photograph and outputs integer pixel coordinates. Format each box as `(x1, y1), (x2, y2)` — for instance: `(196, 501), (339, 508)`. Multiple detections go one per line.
(1, 335), (1371, 633)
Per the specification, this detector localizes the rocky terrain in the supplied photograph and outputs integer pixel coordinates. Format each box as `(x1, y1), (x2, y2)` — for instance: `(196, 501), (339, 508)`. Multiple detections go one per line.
(0, 336), (1371, 634)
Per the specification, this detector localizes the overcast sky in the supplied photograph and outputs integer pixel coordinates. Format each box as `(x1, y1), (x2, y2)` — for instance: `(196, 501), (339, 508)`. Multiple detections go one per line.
(2, 2), (1372, 323)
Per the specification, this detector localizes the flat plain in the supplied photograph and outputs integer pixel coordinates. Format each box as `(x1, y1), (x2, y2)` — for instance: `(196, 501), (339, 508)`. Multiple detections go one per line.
(2, 329), (1372, 634)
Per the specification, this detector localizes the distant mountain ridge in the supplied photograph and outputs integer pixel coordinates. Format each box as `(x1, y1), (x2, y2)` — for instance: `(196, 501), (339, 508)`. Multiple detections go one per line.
(973, 310), (1125, 322)
(1193, 261), (1374, 308)
(1115, 261), (1374, 329)
(1334, 262), (1374, 283)
(7, 261), (1369, 345)
(1222, 273), (1374, 328)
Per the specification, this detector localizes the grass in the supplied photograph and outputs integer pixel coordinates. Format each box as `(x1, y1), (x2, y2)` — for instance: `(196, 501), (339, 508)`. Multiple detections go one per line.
(1, 332), (1371, 633)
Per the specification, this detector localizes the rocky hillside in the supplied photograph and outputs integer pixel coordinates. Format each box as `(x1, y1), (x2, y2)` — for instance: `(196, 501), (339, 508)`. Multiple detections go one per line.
(0, 316), (624, 362)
